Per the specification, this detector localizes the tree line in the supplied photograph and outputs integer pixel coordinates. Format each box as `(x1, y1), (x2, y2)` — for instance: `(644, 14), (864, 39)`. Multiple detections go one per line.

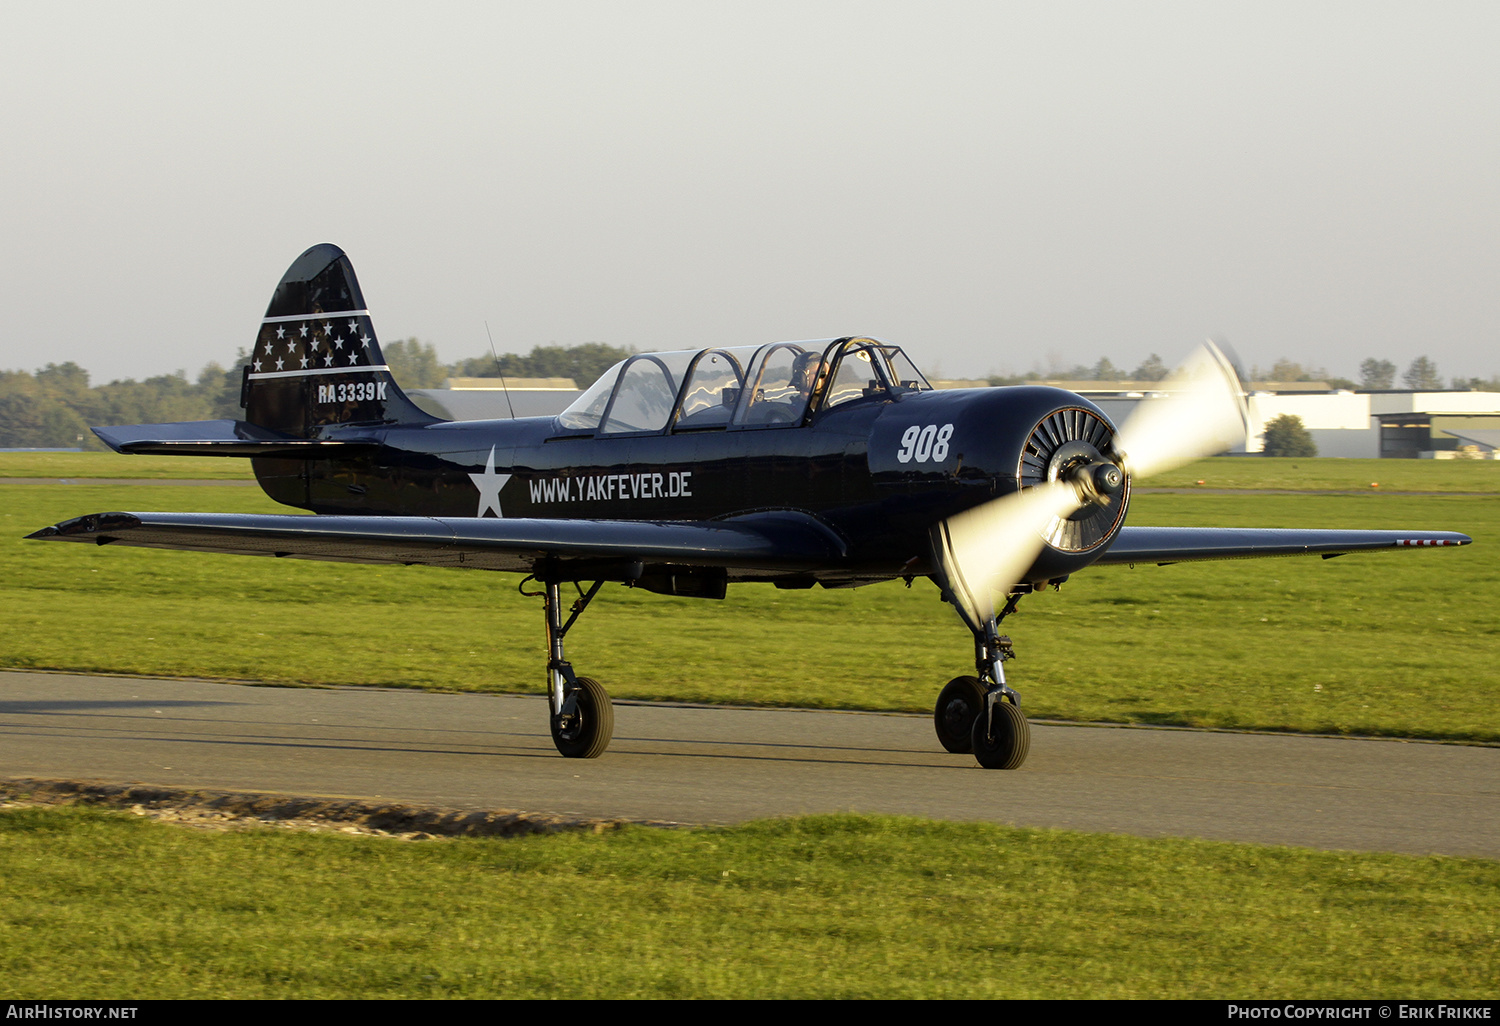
(379, 340), (632, 390)
(990, 353), (1498, 391)
(0, 361), (244, 450)
(0, 341), (634, 449)
(988, 354), (1173, 386)
(3, 340), (1496, 450)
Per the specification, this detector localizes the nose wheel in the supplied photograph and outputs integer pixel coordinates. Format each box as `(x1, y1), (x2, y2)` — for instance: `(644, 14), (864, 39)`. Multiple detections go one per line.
(933, 675), (984, 754)
(971, 693), (1030, 770)
(933, 593), (1031, 769)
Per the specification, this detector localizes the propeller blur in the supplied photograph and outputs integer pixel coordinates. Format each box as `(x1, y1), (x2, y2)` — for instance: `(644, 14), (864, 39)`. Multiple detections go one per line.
(931, 339), (1248, 632)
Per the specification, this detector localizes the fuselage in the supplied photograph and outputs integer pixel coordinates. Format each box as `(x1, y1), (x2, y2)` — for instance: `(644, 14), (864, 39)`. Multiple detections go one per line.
(253, 382), (1129, 585)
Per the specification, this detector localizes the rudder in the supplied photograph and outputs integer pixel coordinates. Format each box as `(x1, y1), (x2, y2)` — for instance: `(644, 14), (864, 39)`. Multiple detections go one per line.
(243, 244), (435, 437)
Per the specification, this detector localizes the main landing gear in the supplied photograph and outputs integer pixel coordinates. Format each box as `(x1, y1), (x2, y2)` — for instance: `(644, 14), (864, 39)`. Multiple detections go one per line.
(933, 592), (1031, 770)
(524, 575), (615, 759)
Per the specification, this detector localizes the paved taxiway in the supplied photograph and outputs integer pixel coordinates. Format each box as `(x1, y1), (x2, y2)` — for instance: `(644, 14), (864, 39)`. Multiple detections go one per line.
(2, 670), (1495, 857)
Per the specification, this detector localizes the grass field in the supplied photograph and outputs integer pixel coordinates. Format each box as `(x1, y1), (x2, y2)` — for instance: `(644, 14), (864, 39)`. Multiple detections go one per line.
(0, 451), (252, 480)
(2, 807), (1495, 999)
(3, 454), (1497, 1000)
(1147, 456), (1500, 493)
(2, 456), (1494, 741)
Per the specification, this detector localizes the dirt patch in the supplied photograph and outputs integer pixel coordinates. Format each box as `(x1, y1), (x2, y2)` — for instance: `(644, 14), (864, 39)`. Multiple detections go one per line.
(0, 777), (652, 840)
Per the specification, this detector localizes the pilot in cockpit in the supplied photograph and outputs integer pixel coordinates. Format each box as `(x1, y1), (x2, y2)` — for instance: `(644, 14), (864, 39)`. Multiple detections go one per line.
(790, 351), (827, 405)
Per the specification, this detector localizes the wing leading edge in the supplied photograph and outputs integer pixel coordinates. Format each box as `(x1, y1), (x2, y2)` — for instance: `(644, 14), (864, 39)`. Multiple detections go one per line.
(1095, 526), (1471, 565)
(27, 510), (848, 577)
(27, 513), (1470, 579)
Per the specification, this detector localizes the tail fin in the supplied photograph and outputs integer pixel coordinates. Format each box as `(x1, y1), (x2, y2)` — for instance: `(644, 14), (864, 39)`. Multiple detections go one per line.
(243, 244), (435, 437)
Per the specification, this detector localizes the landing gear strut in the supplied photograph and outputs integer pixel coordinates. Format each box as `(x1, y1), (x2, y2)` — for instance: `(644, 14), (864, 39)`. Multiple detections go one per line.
(933, 591), (1031, 769)
(527, 575), (614, 759)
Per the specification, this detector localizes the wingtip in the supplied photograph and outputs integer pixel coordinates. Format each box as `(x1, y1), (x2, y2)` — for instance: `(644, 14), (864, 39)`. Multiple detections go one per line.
(25, 513), (141, 541)
(1393, 533), (1472, 548)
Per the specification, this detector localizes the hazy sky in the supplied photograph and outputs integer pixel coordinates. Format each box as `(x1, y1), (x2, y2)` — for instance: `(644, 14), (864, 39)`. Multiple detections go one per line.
(2, 2), (1497, 385)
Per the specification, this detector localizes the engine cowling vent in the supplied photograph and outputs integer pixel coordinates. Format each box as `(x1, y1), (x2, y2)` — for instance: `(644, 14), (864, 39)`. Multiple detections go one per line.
(1018, 407), (1130, 553)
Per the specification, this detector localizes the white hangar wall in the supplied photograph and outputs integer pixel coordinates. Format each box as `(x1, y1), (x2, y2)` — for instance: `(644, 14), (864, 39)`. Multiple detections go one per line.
(1089, 392), (1378, 457)
(1242, 393), (1378, 457)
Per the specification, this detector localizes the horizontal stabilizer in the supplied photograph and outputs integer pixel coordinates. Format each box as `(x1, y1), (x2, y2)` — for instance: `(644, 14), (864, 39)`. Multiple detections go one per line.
(1096, 526), (1471, 565)
(28, 510), (847, 576)
(93, 420), (380, 458)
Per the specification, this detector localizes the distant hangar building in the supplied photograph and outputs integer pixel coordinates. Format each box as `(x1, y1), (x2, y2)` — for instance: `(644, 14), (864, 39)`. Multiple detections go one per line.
(1035, 381), (1500, 459)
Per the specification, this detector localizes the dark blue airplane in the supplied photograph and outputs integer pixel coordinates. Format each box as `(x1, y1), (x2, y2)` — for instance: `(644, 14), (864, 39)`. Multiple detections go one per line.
(30, 245), (1471, 768)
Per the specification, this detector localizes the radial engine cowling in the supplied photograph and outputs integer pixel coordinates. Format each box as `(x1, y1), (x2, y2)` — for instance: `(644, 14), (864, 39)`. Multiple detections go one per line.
(869, 385), (1132, 587)
(912, 342), (1246, 631)
(1015, 401), (1131, 582)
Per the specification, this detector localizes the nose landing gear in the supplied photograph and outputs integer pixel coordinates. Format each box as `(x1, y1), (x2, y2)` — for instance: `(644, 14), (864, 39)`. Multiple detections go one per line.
(933, 591), (1032, 769)
(934, 675), (985, 753)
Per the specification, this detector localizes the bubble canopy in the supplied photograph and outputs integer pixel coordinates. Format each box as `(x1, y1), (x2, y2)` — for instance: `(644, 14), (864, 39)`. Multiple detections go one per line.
(556, 337), (931, 435)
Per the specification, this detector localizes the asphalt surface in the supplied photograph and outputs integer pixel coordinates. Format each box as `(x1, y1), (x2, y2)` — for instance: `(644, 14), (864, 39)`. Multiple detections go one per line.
(2, 669), (1496, 857)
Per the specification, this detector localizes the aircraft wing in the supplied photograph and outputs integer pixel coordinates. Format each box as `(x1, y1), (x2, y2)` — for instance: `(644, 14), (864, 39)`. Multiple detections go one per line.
(26, 510), (847, 575)
(1095, 526), (1471, 565)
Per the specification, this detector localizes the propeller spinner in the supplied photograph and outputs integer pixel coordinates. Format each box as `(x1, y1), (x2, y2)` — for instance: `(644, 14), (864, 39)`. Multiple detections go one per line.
(933, 340), (1248, 629)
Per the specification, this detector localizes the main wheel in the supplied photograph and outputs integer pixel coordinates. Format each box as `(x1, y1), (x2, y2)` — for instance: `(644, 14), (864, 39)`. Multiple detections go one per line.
(971, 699), (1030, 770)
(934, 675), (985, 754)
(550, 676), (614, 759)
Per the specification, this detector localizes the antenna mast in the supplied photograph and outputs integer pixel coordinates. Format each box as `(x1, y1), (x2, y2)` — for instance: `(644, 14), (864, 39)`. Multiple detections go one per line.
(485, 321), (517, 420)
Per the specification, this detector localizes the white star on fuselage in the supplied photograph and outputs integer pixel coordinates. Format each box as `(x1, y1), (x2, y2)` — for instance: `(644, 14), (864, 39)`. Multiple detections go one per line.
(468, 445), (510, 518)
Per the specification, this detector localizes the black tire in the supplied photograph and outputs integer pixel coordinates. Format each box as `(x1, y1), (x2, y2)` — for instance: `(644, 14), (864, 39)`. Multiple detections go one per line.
(550, 676), (614, 759)
(934, 675), (985, 754)
(971, 699), (1030, 770)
